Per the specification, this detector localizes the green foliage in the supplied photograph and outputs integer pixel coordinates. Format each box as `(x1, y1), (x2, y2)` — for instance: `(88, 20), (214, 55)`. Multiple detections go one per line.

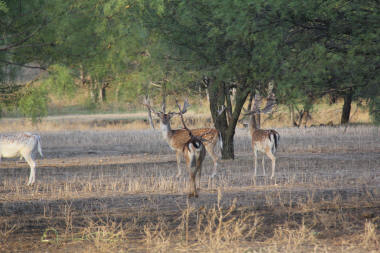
(0, 1), (7, 13)
(83, 97), (98, 112)
(43, 65), (77, 97)
(369, 97), (380, 125)
(0, 0), (379, 125)
(18, 86), (48, 124)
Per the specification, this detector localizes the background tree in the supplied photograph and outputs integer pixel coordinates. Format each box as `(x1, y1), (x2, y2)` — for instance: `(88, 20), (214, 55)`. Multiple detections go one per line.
(1, 0), (379, 136)
(270, 0), (380, 124)
(143, 0), (288, 159)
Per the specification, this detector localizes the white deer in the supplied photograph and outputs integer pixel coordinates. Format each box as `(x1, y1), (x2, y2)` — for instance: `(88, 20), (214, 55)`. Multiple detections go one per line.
(0, 132), (43, 185)
(245, 93), (280, 178)
(143, 98), (222, 178)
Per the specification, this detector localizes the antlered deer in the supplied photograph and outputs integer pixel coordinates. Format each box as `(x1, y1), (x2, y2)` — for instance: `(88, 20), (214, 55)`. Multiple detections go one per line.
(245, 94), (280, 178)
(175, 100), (206, 197)
(143, 98), (221, 178)
(0, 132), (43, 185)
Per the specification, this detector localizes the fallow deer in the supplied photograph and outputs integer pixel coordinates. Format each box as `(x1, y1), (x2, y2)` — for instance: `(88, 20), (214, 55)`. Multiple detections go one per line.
(245, 94), (280, 178)
(175, 100), (206, 197)
(143, 98), (222, 178)
(0, 132), (43, 185)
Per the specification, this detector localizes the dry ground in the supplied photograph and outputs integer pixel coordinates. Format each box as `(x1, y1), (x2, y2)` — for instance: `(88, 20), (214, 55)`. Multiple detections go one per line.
(0, 125), (379, 252)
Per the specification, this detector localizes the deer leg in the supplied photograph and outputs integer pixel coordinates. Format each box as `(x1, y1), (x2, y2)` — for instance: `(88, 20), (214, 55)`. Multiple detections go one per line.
(198, 166), (202, 190)
(205, 143), (218, 178)
(189, 171), (198, 198)
(175, 151), (182, 178)
(267, 152), (276, 179)
(24, 154), (36, 185)
(253, 148), (258, 176)
(262, 155), (266, 176)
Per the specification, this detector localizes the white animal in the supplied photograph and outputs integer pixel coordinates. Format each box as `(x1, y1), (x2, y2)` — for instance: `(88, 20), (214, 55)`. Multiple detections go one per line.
(0, 132), (43, 185)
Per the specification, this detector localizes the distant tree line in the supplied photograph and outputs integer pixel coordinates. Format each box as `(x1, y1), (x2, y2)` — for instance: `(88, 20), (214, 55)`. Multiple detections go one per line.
(0, 0), (379, 157)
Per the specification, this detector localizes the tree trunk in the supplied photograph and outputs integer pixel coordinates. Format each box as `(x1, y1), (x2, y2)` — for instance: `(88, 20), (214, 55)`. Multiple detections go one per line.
(222, 130), (234, 159)
(255, 112), (261, 129)
(297, 110), (304, 128)
(225, 83), (233, 126)
(208, 81), (230, 158)
(161, 82), (167, 112)
(341, 88), (353, 124)
(289, 105), (297, 127)
(208, 80), (249, 160)
(90, 87), (97, 103)
(98, 86), (106, 103)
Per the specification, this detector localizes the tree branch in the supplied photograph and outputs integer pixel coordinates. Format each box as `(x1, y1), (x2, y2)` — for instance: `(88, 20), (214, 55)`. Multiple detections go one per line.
(0, 59), (47, 70)
(0, 25), (44, 52)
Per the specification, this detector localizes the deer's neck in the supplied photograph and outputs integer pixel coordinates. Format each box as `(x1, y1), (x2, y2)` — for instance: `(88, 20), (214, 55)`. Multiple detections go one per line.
(160, 121), (173, 141)
(249, 114), (258, 135)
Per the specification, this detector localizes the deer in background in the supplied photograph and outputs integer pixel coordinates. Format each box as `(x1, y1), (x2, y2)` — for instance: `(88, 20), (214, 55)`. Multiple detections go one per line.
(143, 98), (222, 178)
(0, 132), (43, 185)
(175, 100), (206, 197)
(245, 93), (280, 178)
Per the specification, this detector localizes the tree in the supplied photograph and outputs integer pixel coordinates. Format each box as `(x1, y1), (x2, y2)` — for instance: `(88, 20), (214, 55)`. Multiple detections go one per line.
(0, 0), (53, 120)
(270, 0), (380, 124)
(143, 0), (286, 159)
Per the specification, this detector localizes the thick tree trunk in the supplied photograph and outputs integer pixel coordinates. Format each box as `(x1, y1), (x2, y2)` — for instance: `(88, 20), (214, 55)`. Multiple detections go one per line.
(341, 88), (353, 124)
(208, 81), (249, 160)
(222, 131), (234, 159)
(208, 81), (230, 158)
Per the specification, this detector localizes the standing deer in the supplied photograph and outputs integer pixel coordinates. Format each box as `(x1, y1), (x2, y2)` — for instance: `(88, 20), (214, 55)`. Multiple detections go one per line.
(175, 100), (206, 197)
(143, 98), (222, 178)
(245, 94), (280, 178)
(0, 132), (43, 185)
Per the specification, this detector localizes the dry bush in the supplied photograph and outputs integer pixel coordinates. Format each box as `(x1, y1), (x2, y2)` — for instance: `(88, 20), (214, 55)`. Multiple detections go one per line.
(137, 190), (263, 253)
(362, 220), (379, 250)
(270, 219), (317, 252)
(80, 216), (133, 252)
(0, 220), (19, 243)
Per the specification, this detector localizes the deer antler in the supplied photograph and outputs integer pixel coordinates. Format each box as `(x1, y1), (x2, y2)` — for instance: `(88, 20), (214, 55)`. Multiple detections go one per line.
(171, 99), (190, 116)
(143, 96), (157, 129)
(252, 93), (263, 111)
(175, 99), (193, 136)
(142, 96), (158, 114)
(260, 93), (277, 114)
(243, 93), (277, 115)
(180, 99), (190, 114)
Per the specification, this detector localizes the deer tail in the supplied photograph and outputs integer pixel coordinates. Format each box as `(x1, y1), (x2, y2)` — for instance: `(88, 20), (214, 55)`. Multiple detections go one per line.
(188, 140), (203, 168)
(218, 131), (223, 151)
(269, 130), (280, 153)
(36, 135), (43, 157)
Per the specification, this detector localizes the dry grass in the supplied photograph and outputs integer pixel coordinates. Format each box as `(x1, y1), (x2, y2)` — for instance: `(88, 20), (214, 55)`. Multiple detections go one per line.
(0, 123), (379, 252)
(0, 98), (372, 132)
